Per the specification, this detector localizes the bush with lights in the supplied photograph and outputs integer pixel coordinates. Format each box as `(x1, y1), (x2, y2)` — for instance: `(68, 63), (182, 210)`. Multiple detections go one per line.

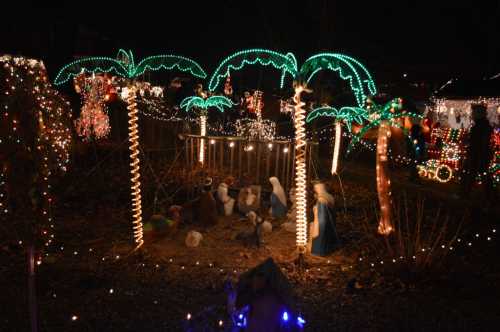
(0, 54), (72, 254)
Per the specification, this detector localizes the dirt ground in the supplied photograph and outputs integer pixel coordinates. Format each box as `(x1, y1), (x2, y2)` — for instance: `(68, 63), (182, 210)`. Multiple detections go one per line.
(2, 161), (500, 331)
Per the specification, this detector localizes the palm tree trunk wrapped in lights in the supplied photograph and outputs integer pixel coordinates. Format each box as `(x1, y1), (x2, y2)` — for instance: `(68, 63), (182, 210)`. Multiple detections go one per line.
(293, 86), (308, 252)
(179, 95), (234, 167)
(126, 87), (144, 248)
(305, 106), (369, 175)
(199, 114), (207, 165)
(376, 120), (393, 235)
(206, 49), (376, 254)
(348, 98), (421, 236)
(53, 49), (207, 248)
(331, 121), (342, 174)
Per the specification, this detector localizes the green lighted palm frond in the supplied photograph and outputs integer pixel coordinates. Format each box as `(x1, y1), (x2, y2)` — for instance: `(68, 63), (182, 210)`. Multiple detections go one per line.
(300, 53), (376, 107)
(205, 95), (234, 112)
(180, 95), (234, 113)
(208, 49), (298, 92)
(116, 49), (133, 67)
(180, 96), (206, 112)
(346, 121), (378, 153)
(53, 57), (128, 85)
(335, 54), (377, 96)
(347, 98), (422, 153)
(135, 55), (207, 79)
(54, 49), (206, 85)
(306, 106), (368, 131)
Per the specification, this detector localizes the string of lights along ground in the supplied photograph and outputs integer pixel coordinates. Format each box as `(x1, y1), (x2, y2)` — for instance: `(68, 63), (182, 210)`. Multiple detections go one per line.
(28, 225), (497, 328)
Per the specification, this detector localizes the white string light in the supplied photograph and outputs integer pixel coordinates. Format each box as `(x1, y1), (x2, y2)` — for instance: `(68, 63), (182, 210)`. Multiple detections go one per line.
(293, 86), (308, 251)
(331, 121), (342, 174)
(376, 121), (393, 235)
(126, 87), (144, 249)
(199, 115), (207, 165)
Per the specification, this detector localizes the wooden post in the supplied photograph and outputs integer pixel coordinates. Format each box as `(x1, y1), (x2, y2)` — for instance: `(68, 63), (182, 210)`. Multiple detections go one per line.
(195, 137), (199, 165)
(190, 137), (194, 170)
(167, 123), (170, 157)
(285, 143), (292, 190)
(28, 245), (38, 332)
(256, 142), (261, 183)
(247, 144), (251, 175)
(185, 137), (189, 169)
(207, 137), (212, 171)
(291, 143), (295, 188)
(230, 141), (234, 175)
(238, 141), (243, 179)
(150, 119), (155, 150)
(219, 139), (224, 174)
(212, 139), (216, 171)
(265, 144), (271, 180)
(274, 143), (280, 177)
(281, 144), (287, 185)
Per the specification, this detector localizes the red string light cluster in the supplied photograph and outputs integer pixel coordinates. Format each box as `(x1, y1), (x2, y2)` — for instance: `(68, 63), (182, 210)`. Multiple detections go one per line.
(73, 74), (112, 140)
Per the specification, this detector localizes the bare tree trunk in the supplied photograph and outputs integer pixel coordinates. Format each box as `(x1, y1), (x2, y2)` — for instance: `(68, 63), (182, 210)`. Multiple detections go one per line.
(376, 121), (393, 235)
(28, 244), (38, 332)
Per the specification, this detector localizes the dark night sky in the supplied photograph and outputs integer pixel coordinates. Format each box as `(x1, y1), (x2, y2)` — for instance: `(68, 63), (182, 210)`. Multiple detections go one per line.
(1, 1), (499, 85)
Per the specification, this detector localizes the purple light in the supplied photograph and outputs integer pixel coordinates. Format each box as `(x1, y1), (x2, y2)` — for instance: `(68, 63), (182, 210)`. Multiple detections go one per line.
(282, 311), (289, 322)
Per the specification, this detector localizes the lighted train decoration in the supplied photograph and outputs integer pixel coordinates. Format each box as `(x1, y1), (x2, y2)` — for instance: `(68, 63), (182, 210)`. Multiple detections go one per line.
(417, 159), (454, 183)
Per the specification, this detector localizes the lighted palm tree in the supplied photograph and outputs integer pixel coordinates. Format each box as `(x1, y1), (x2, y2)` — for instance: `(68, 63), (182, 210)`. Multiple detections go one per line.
(306, 106), (368, 174)
(348, 97), (421, 235)
(54, 49), (206, 249)
(179, 94), (233, 165)
(54, 49), (206, 84)
(208, 49), (376, 254)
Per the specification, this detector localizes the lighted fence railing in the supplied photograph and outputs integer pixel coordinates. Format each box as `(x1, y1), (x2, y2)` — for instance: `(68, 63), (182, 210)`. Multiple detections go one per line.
(183, 135), (316, 192)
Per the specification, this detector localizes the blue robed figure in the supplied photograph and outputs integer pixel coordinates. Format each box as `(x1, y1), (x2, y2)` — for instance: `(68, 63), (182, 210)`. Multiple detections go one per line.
(311, 182), (340, 256)
(269, 177), (287, 218)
